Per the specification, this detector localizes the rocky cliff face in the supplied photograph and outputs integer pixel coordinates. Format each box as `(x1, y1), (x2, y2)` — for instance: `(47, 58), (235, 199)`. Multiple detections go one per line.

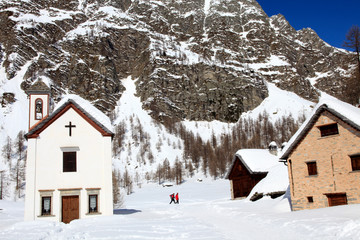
(0, 0), (356, 122)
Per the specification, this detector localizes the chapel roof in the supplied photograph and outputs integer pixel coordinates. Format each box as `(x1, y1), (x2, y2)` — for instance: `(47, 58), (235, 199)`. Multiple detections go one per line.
(26, 94), (113, 138)
(25, 79), (51, 94)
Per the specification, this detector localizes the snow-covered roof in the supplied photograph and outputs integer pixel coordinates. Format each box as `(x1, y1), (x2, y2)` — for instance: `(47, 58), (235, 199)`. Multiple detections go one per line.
(269, 141), (277, 147)
(247, 163), (289, 198)
(226, 149), (281, 178)
(54, 94), (113, 132)
(25, 79), (51, 94)
(281, 96), (360, 160)
(26, 94), (113, 138)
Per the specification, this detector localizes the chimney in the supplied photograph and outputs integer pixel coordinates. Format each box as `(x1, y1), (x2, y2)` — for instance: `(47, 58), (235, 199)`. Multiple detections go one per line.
(268, 141), (278, 156)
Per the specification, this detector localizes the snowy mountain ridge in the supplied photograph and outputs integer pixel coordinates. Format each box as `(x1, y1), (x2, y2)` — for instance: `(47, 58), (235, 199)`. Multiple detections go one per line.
(0, 0), (356, 122)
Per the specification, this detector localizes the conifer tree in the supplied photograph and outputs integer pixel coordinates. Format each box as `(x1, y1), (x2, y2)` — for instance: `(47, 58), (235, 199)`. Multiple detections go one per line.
(112, 169), (123, 207)
(174, 157), (183, 185)
(13, 131), (26, 199)
(2, 136), (12, 169)
(0, 170), (8, 200)
(123, 168), (133, 195)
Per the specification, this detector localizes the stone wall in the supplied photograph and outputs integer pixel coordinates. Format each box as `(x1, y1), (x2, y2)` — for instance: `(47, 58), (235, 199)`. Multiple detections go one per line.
(287, 110), (360, 211)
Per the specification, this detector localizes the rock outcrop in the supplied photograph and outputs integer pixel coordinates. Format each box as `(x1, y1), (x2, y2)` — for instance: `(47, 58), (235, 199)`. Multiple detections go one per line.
(0, 0), (356, 122)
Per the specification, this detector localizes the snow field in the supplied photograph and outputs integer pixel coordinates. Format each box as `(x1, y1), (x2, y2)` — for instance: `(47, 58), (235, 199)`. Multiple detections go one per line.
(1, 178), (360, 239)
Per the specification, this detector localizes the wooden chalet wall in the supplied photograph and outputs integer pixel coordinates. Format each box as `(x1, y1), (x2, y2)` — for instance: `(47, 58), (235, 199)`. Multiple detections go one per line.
(228, 157), (267, 199)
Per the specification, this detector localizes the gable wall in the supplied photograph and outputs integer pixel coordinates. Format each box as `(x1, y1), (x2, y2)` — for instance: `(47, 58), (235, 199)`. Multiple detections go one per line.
(25, 108), (113, 221)
(228, 157), (250, 180)
(287, 111), (360, 210)
(229, 157), (267, 199)
(36, 108), (105, 189)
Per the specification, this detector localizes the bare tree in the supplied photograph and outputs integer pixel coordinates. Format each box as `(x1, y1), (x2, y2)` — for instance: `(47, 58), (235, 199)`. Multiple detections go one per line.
(344, 25), (360, 75)
(343, 71), (360, 105)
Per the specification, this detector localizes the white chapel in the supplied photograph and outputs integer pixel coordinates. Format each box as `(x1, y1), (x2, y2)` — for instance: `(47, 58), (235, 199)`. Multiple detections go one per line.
(24, 80), (114, 223)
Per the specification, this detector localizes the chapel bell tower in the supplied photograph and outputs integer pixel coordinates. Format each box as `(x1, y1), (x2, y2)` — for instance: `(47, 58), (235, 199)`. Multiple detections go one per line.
(25, 79), (51, 130)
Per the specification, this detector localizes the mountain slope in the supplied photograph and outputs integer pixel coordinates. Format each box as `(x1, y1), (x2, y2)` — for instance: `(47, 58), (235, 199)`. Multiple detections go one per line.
(0, 0), (356, 192)
(0, 0), (356, 123)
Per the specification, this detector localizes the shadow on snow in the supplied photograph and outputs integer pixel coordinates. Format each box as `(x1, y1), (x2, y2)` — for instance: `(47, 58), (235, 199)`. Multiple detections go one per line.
(113, 209), (142, 215)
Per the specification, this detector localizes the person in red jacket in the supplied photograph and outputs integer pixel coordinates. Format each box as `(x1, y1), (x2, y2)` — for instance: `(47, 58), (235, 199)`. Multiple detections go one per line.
(169, 193), (175, 204)
(175, 193), (179, 204)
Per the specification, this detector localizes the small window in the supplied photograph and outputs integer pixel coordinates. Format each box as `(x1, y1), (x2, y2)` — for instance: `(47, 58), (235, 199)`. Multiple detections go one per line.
(89, 195), (98, 213)
(41, 196), (51, 215)
(63, 152), (76, 172)
(351, 155), (360, 171)
(35, 99), (43, 120)
(319, 123), (339, 137)
(307, 161), (317, 176)
(307, 196), (314, 203)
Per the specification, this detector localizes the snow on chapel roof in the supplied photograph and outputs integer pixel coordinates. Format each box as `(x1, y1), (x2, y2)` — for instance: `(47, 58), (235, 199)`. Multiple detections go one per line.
(281, 95), (360, 160)
(26, 94), (113, 138)
(54, 94), (113, 132)
(25, 79), (51, 94)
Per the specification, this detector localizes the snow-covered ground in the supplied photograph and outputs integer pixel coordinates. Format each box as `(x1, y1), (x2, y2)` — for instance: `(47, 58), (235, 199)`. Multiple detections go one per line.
(1, 178), (360, 240)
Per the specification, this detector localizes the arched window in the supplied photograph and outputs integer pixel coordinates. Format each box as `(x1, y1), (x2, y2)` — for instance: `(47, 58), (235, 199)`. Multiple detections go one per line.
(35, 98), (43, 120)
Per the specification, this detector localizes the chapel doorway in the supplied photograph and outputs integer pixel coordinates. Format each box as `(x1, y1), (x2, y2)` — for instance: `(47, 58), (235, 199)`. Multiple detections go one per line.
(62, 195), (79, 223)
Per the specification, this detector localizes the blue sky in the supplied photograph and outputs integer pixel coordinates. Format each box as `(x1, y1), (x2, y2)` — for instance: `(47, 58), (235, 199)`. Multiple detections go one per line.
(256, 1), (360, 49)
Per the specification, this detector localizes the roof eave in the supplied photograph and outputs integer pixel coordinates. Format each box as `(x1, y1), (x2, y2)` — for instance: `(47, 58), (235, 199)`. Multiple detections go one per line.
(280, 105), (328, 160)
(280, 103), (360, 160)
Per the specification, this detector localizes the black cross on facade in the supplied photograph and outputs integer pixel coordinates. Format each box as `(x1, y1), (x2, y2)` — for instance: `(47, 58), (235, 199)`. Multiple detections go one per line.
(65, 121), (76, 137)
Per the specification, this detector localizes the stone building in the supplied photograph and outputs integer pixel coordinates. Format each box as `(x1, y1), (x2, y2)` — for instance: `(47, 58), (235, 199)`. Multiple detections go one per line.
(280, 98), (360, 211)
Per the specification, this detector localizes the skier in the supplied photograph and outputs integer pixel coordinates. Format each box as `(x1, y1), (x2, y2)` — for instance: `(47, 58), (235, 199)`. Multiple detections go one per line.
(169, 193), (175, 204)
(175, 193), (179, 204)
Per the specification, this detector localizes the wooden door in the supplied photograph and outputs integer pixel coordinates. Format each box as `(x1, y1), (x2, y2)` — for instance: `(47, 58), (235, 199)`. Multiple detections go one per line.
(327, 193), (347, 207)
(62, 195), (79, 223)
(233, 178), (253, 198)
(233, 180), (243, 198)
